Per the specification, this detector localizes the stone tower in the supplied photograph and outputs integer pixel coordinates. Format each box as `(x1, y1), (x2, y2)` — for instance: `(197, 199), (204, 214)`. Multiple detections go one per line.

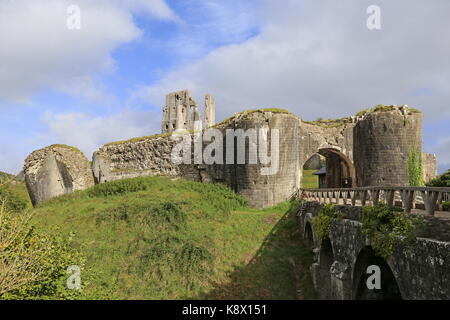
(353, 106), (423, 187)
(204, 94), (216, 128)
(162, 90), (215, 133)
(161, 90), (198, 133)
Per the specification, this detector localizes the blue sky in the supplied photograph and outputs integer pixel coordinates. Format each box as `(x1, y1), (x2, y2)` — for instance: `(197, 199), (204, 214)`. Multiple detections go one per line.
(0, 0), (449, 174)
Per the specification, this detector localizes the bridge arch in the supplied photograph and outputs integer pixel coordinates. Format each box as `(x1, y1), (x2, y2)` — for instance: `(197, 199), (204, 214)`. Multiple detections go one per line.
(318, 238), (335, 299)
(304, 221), (315, 247)
(303, 213), (316, 247)
(352, 246), (402, 300)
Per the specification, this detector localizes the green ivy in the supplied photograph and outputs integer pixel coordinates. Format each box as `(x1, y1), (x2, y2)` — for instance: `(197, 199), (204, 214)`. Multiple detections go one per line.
(406, 146), (424, 186)
(311, 204), (340, 244)
(361, 204), (426, 259)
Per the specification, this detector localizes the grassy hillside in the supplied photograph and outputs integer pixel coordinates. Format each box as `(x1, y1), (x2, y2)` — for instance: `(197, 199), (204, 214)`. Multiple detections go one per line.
(30, 176), (316, 300)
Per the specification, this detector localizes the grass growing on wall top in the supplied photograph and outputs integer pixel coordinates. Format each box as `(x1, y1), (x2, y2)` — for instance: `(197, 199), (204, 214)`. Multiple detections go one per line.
(102, 133), (172, 147)
(355, 105), (422, 117)
(214, 108), (293, 127)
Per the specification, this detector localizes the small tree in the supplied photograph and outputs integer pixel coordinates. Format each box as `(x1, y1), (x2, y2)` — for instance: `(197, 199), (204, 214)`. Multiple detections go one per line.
(0, 199), (46, 295)
(0, 198), (86, 299)
(406, 146), (424, 187)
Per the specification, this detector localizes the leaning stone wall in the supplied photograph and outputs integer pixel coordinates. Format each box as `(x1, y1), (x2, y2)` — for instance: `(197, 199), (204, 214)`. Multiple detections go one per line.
(24, 145), (94, 206)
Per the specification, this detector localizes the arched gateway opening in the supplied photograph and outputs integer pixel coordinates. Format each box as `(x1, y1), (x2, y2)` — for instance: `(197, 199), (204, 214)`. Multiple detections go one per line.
(302, 148), (356, 189)
(352, 247), (402, 300)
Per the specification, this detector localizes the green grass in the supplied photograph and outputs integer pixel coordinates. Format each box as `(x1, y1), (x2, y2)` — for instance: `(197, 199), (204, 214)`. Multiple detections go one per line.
(30, 176), (316, 300)
(28, 144), (84, 156)
(302, 117), (352, 128)
(0, 176), (32, 212)
(355, 105), (422, 117)
(302, 170), (319, 189)
(0, 171), (13, 183)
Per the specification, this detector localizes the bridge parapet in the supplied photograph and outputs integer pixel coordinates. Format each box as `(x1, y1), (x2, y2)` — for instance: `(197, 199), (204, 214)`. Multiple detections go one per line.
(297, 186), (450, 216)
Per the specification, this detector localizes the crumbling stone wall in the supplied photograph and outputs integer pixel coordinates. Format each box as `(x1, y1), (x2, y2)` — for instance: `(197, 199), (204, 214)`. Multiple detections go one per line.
(92, 135), (180, 184)
(92, 111), (302, 208)
(24, 145), (94, 206)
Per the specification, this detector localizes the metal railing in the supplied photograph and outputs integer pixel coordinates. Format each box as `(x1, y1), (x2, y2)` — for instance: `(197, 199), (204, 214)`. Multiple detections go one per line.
(296, 186), (450, 216)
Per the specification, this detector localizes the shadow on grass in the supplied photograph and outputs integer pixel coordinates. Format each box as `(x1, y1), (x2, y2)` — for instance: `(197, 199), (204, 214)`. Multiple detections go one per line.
(200, 200), (317, 300)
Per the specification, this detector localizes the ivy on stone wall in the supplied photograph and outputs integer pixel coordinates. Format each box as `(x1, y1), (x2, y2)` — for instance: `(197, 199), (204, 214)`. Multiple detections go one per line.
(311, 204), (340, 245)
(361, 204), (426, 259)
(406, 146), (424, 187)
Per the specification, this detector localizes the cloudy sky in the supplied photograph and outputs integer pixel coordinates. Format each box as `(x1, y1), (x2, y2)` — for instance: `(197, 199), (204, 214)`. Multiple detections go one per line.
(0, 0), (449, 174)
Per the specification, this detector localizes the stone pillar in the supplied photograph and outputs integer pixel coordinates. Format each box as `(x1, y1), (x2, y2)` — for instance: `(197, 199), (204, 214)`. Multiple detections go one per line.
(204, 94), (216, 128)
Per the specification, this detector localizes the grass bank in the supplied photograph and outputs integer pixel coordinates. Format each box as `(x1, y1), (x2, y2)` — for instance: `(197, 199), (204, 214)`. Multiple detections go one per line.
(29, 176), (316, 300)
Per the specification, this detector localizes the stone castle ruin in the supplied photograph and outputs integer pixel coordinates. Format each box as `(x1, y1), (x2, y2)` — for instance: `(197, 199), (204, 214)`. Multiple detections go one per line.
(23, 90), (437, 208)
(161, 90), (215, 134)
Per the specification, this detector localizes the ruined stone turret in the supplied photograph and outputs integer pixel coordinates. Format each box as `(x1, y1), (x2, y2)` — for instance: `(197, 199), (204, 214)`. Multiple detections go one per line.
(161, 90), (215, 133)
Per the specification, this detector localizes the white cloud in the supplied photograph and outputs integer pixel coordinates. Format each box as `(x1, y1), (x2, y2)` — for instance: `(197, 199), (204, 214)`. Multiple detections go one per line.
(0, 0), (177, 103)
(134, 0), (450, 122)
(39, 109), (161, 160)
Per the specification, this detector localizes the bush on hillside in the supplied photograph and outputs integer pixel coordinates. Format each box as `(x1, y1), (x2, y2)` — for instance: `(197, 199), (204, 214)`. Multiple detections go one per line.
(0, 200), (89, 300)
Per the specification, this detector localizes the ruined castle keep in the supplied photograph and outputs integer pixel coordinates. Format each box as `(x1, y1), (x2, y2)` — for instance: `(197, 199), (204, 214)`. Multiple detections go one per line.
(161, 90), (215, 133)
(23, 91), (437, 207)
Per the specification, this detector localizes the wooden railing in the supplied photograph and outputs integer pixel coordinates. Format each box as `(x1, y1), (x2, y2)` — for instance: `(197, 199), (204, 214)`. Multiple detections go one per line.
(296, 186), (450, 216)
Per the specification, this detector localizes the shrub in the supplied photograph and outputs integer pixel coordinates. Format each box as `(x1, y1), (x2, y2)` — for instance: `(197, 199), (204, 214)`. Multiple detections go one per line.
(361, 204), (426, 259)
(312, 204), (340, 243)
(442, 202), (450, 212)
(95, 202), (187, 231)
(0, 201), (88, 299)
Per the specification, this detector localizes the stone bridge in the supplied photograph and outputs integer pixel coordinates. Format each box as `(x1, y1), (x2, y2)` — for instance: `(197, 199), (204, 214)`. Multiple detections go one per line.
(297, 187), (450, 300)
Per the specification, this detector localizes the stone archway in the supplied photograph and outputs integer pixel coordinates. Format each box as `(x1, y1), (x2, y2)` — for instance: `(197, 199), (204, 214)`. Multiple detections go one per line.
(317, 148), (356, 188)
(352, 246), (402, 300)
